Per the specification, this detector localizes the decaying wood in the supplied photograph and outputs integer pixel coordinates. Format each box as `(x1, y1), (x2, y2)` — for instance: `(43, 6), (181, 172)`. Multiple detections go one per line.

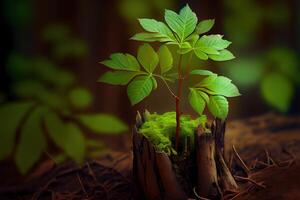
(133, 112), (239, 199)
(195, 130), (219, 199)
(133, 127), (187, 200)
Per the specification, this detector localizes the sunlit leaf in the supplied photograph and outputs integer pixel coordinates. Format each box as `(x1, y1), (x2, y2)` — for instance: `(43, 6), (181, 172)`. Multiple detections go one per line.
(101, 53), (140, 71)
(208, 95), (228, 119)
(137, 44), (158, 73)
(202, 76), (241, 97)
(77, 114), (128, 134)
(177, 42), (193, 54)
(98, 71), (142, 85)
(194, 49), (208, 60)
(164, 4), (197, 41)
(131, 32), (169, 42)
(158, 45), (173, 74)
(15, 106), (46, 174)
(196, 35), (231, 50)
(209, 49), (235, 61)
(188, 88), (206, 115)
(190, 69), (216, 76)
(0, 101), (34, 160)
(137, 19), (175, 42)
(127, 75), (153, 105)
(195, 19), (215, 34)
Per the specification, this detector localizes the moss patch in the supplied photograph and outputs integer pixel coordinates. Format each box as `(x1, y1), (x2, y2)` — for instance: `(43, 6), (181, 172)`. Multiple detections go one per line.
(139, 112), (206, 154)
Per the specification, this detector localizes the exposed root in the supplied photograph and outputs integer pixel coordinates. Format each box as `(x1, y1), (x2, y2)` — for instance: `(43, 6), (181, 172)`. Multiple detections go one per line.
(232, 145), (250, 173)
(234, 175), (265, 189)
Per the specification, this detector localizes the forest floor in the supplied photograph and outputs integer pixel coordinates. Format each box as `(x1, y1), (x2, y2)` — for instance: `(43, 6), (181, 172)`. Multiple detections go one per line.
(0, 113), (300, 200)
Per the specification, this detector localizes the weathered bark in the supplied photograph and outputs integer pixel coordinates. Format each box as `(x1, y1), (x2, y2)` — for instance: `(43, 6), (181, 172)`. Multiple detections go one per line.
(132, 128), (187, 200)
(133, 112), (239, 200)
(195, 129), (219, 199)
(213, 119), (239, 193)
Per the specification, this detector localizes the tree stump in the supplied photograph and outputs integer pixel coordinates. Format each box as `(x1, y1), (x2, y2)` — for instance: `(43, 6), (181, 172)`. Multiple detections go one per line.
(133, 112), (238, 200)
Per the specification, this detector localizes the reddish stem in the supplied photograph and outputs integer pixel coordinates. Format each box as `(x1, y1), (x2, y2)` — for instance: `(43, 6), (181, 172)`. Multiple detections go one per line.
(175, 55), (183, 151)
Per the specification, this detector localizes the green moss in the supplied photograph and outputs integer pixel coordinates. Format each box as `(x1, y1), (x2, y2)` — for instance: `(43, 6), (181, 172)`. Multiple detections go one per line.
(139, 112), (207, 154)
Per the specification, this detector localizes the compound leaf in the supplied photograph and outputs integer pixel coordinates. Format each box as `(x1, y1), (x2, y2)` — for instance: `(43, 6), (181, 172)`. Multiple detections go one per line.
(164, 4), (197, 41)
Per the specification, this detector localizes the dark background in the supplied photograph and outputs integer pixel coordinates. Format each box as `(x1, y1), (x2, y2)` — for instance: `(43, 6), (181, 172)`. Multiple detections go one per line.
(1, 0), (300, 125)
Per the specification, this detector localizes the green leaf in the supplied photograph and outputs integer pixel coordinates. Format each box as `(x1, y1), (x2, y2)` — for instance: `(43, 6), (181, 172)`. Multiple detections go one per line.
(190, 69), (216, 76)
(68, 87), (92, 109)
(261, 73), (294, 112)
(45, 111), (85, 163)
(199, 76), (240, 97)
(196, 75), (218, 87)
(208, 95), (229, 119)
(164, 4), (198, 41)
(0, 101), (34, 160)
(158, 45), (173, 74)
(197, 35), (231, 50)
(101, 53), (140, 71)
(127, 75), (153, 105)
(177, 42), (193, 54)
(98, 71), (142, 85)
(131, 32), (169, 42)
(187, 34), (199, 46)
(15, 107), (46, 174)
(188, 88), (206, 115)
(137, 19), (175, 42)
(194, 49), (208, 60)
(77, 114), (128, 134)
(137, 44), (159, 73)
(196, 19), (215, 34)
(209, 50), (235, 61)
(63, 123), (85, 163)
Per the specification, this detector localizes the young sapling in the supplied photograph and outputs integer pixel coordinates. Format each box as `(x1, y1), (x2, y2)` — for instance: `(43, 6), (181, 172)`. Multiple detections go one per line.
(99, 4), (240, 152)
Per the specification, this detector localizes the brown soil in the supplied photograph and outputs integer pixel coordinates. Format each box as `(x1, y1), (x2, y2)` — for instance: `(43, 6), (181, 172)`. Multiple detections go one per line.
(0, 113), (300, 200)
